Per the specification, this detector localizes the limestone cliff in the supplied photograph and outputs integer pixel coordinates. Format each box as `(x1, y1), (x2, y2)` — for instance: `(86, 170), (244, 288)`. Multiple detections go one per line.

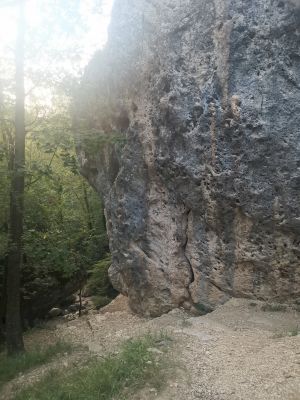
(75, 0), (300, 316)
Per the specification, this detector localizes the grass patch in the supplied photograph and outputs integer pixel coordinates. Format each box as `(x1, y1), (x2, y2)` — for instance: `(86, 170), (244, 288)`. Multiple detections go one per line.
(249, 302), (257, 308)
(14, 334), (170, 400)
(0, 341), (73, 390)
(261, 303), (287, 312)
(92, 295), (112, 310)
(272, 326), (299, 339)
(288, 326), (299, 337)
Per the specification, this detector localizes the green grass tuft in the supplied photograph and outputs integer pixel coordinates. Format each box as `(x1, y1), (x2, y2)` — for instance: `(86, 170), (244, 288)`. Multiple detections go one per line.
(0, 341), (73, 390)
(288, 326), (299, 337)
(261, 303), (287, 312)
(272, 326), (299, 339)
(92, 295), (112, 309)
(14, 334), (169, 400)
(249, 302), (257, 307)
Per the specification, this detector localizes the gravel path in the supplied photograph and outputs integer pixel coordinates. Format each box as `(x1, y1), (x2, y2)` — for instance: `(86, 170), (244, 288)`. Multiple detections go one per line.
(1, 296), (299, 400)
(56, 296), (300, 400)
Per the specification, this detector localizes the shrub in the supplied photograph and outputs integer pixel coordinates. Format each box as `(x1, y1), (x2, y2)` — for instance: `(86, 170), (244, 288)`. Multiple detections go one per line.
(92, 295), (112, 310)
(86, 256), (118, 308)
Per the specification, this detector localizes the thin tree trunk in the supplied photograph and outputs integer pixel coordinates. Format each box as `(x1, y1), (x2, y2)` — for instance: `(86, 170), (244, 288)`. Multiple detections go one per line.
(0, 264), (7, 345)
(78, 287), (82, 317)
(6, 0), (25, 356)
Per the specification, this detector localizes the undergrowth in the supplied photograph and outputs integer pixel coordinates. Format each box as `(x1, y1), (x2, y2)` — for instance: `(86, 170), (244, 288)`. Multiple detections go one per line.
(14, 334), (170, 400)
(86, 256), (118, 309)
(0, 341), (73, 389)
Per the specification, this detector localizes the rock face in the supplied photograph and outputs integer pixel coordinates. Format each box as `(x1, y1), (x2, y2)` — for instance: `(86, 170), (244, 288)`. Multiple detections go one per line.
(75, 0), (300, 316)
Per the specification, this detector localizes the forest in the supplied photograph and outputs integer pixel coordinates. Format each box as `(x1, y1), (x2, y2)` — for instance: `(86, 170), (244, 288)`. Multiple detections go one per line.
(0, 0), (114, 356)
(0, 1), (299, 399)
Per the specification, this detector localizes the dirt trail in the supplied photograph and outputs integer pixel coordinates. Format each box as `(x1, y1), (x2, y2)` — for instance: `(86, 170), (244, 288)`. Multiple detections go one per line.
(58, 297), (300, 400)
(2, 296), (300, 400)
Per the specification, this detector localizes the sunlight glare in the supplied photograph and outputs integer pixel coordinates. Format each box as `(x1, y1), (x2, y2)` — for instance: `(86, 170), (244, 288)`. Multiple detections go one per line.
(0, 0), (114, 68)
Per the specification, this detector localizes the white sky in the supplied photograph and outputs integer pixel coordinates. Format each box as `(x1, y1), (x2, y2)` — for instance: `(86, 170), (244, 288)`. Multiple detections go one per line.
(0, 0), (114, 71)
(0, 0), (114, 107)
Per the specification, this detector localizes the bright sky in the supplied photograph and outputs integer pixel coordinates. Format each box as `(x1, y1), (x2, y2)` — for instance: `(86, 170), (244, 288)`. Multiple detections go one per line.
(0, 0), (114, 72)
(0, 0), (114, 107)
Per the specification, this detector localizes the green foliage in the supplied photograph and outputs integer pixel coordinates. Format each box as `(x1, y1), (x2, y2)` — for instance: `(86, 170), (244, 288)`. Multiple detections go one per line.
(87, 257), (115, 297)
(78, 129), (126, 157)
(86, 256), (118, 309)
(0, 341), (73, 389)
(0, 112), (109, 320)
(0, 0), (114, 331)
(91, 295), (112, 309)
(272, 326), (299, 339)
(14, 335), (168, 400)
(288, 326), (300, 336)
(249, 302), (257, 307)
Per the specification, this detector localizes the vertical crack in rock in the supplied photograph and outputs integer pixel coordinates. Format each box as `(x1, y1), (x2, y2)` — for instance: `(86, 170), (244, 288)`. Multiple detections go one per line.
(182, 208), (195, 289)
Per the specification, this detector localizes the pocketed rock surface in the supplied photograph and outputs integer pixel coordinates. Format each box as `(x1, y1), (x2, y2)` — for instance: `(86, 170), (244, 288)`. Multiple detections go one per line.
(75, 0), (300, 316)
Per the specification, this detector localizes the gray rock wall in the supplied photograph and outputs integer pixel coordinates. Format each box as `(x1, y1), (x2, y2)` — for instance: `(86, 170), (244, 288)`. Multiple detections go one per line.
(75, 0), (300, 316)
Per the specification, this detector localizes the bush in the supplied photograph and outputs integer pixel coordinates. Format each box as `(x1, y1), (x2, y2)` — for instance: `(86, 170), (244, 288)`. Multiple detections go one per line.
(86, 256), (118, 309)
(92, 295), (112, 310)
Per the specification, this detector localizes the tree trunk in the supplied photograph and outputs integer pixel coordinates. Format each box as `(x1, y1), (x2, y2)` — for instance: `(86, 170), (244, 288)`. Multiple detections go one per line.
(6, 0), (26, 356)
(0, 264), (7, 345)
(78, 287), (82, 317)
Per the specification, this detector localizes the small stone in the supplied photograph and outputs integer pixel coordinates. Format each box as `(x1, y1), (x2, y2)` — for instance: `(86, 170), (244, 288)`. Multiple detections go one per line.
(182, 301), (192, 310)
(49, 308), (63, 318)
(147, 347), (164, 354)
(68, 304), (80, 313)
(65, 314), (76, 321)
